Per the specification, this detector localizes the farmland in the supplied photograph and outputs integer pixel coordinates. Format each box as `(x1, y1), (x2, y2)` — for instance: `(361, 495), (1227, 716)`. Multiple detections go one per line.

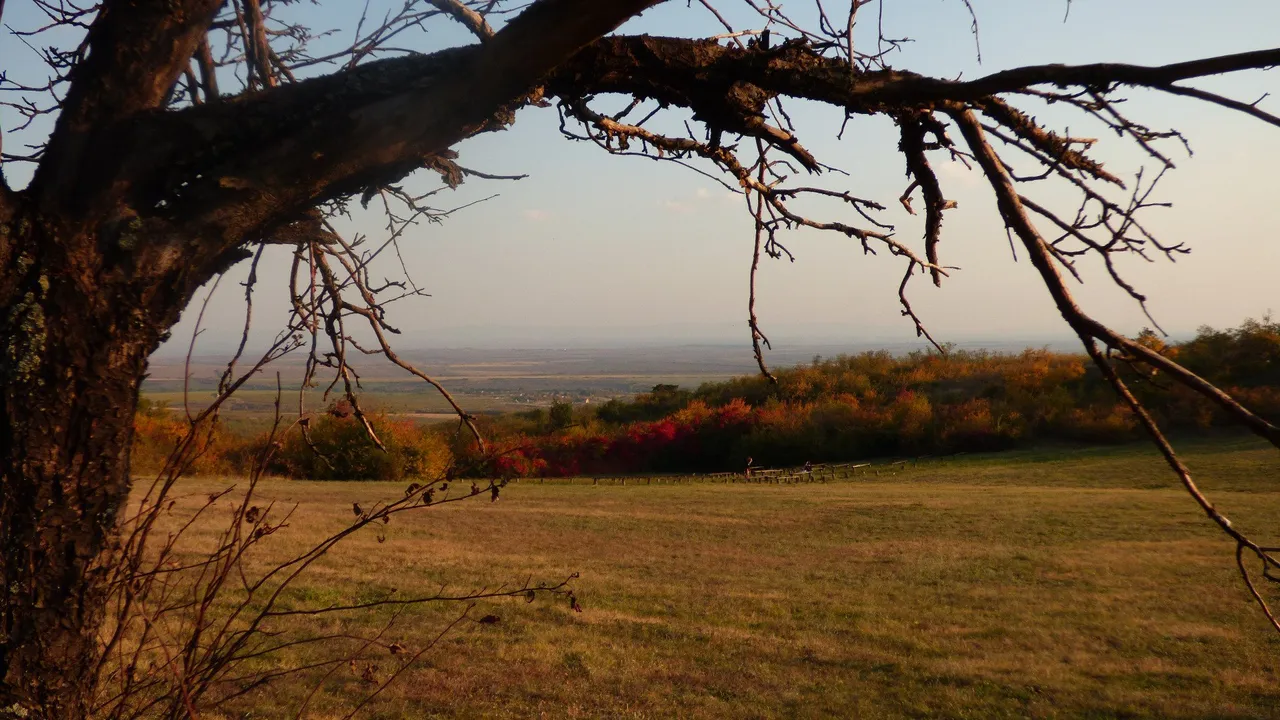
(140, 340), (1040, 424)
(140, 345), (811, 421)
(159, 438), (1280, 719)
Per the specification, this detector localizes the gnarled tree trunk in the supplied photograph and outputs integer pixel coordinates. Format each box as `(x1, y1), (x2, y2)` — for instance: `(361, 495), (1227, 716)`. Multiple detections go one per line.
(0, 216), (178, 717)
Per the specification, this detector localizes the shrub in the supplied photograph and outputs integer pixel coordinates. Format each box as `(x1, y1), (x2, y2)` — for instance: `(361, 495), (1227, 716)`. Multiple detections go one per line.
(273, 412), (452, 481)
(131, 401), (226, 476)
(549, 400), (575, 431)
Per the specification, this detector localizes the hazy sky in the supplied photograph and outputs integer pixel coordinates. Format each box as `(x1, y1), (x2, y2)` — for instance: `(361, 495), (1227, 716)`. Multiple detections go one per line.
(4, 1), (1279, 354)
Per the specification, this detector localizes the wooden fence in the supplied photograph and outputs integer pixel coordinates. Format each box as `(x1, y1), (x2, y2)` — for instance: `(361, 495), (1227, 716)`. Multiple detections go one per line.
(507, 452), (971, 487)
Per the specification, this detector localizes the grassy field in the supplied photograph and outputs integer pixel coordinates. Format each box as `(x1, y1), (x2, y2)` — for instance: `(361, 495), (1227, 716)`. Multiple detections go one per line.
(160, 438), (1280, 719)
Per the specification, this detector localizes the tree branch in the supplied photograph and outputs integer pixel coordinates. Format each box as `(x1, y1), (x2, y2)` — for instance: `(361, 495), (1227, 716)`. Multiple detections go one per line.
(44, 25), (1280, 305)
(549, 37), (1280, 118)
(950, 106), (1280, 448)
(77, 0), (662, 285)
(32, 0), (225, 210)
(429, 0), (496, 41)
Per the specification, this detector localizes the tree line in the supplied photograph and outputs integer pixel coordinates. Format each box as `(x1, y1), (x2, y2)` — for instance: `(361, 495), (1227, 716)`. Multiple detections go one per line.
(133, 317), (1280, 480)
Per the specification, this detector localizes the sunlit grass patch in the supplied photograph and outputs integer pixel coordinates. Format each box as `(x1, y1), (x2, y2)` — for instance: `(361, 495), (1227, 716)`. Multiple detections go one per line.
(159, 439), (1280, 718)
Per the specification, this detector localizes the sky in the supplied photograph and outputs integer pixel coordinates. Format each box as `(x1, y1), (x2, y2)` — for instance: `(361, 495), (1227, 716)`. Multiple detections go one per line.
(3, 1), (1279, 355)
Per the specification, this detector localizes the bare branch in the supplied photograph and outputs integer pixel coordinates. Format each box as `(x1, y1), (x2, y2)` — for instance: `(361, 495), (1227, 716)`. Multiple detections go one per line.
(429, 0), (496, 40)
(950, 105), (1280, 634)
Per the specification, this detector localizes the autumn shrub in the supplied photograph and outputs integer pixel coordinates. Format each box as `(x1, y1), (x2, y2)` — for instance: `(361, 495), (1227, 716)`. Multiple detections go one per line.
(272, 413), (453, 481)
(131, 400), (227, 475)
(936, 398), (1022, 453)
(1056, 405), (1139, 444)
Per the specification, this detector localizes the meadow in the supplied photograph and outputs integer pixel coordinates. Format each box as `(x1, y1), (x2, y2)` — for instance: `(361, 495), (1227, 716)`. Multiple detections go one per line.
(158, 437), (1280, 719)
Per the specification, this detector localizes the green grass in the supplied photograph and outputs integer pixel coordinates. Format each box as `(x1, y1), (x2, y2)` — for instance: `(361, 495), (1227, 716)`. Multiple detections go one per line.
(162, 438), (1280, 718)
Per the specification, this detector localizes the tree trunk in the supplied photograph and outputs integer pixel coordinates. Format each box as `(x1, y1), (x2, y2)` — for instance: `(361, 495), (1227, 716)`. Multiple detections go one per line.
(0, 219), (172, 718)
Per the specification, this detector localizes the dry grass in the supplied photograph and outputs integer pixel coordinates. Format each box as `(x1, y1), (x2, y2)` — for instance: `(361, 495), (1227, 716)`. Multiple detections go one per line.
(153, 437), (1280, 719)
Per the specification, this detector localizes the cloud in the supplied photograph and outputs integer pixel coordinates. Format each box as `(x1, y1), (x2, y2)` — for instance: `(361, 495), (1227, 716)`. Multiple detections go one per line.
(936, 159), (980, 187)
(522, 209), (552, 222)
(661, 187), (738, 214)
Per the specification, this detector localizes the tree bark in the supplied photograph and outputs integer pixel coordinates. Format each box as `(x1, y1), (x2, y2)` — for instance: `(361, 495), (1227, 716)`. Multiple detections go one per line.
(0, 216), (176, 717)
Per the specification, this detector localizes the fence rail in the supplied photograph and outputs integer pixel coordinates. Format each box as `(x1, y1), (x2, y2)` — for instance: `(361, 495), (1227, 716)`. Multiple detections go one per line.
(507, 452), (970, 487)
